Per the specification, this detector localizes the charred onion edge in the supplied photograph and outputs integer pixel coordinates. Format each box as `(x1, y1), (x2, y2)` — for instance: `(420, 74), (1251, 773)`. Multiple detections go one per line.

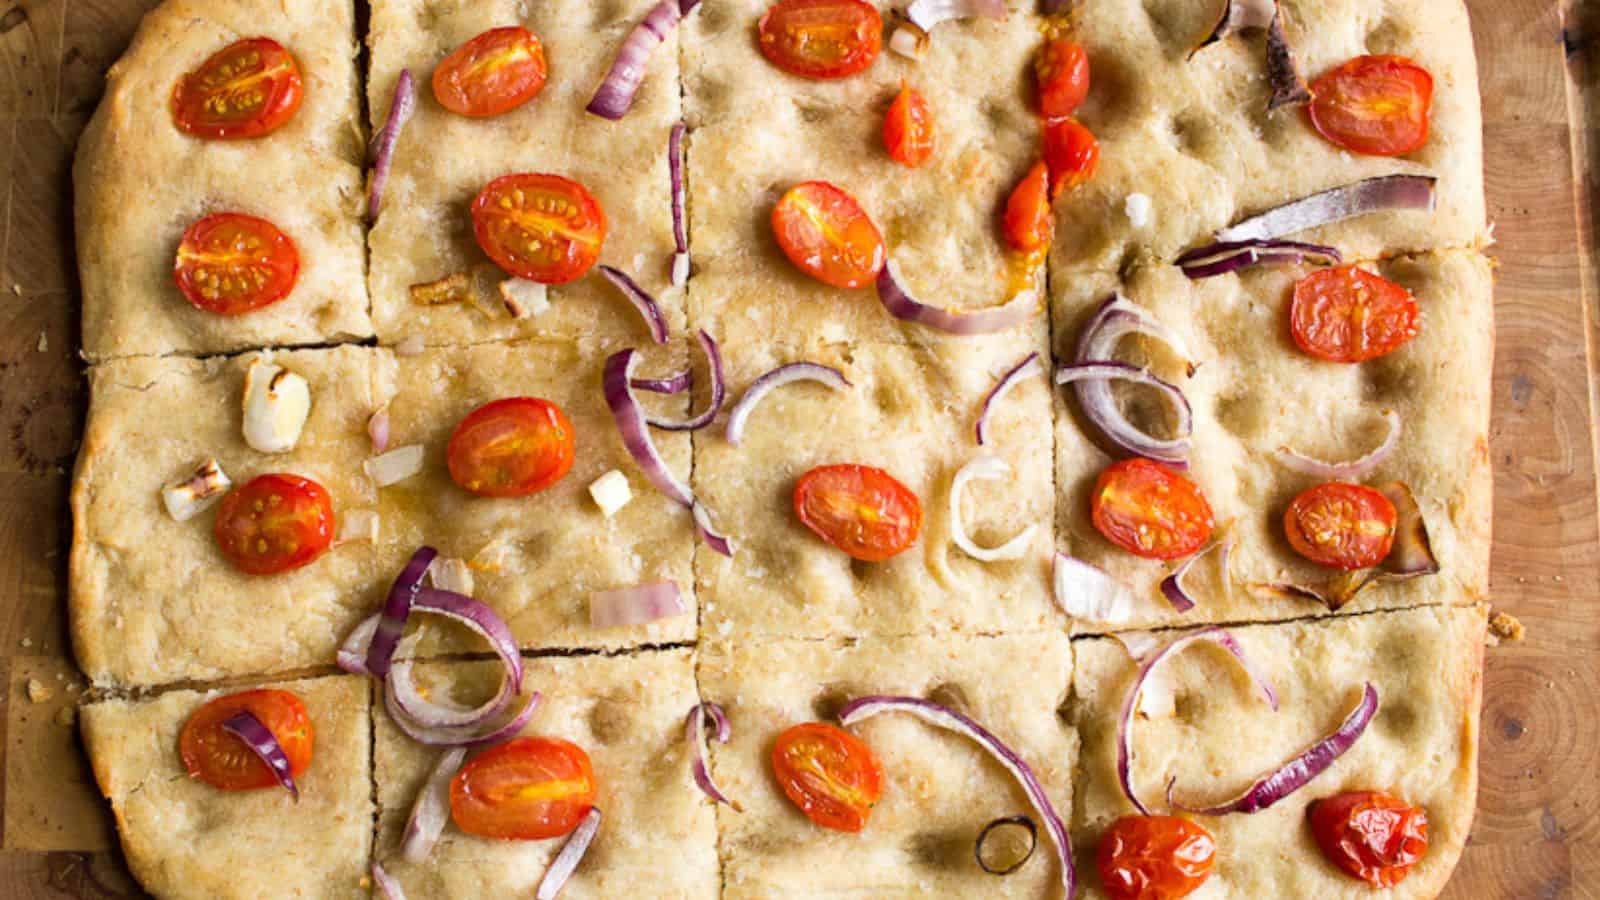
(1264, 12), (1312, 110)
(1189, 0), (1276, 57)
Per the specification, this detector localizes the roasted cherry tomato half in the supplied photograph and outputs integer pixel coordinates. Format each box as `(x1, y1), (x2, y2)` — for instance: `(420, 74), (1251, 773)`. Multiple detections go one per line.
(171, 37), (303, 140)
(1096, 815), (1217, 900)
(471, 173), (607, 284)
(1036, 37), (1091, 120)
(1043, 117), (1100, 200)
(1002, 160), (1055, 254)
(757, 0), (882, 80)
(1308, 55), (1434, 157)
(446, 397), (576, 498)
(1290, 266), (1419, 363)
(1284, 482), (1397, 570)
(214, 473), (336, 575)
(771, 181), (886, 289)
(771, 722), (884, 832)
(174, 212), (300, 315)
(451, 736), (597, 841)
(1091, 458), (1214, 560)
(179, 689), (313, 791)
(794, 464), (923, 562)
(1309, 790), (1429, 887)
(432, 26), (548, 118)
(884, 82), (935, 168)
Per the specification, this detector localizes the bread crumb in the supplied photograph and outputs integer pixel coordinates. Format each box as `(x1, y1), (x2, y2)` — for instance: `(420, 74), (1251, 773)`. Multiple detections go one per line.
(1488, 610), (1525, 644)
(1124, 193), (1153, 229)
(37, 332), (47, 352)
(9, 284), (20, 295)
(26, 679), (51, 703)
(55, 706), (76, 728)
(19, 637), (30, 648)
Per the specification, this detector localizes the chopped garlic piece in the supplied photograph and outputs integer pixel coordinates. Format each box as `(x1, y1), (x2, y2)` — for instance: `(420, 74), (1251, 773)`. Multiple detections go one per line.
(470, 537), (515, 573)
(888, 24), (927, 59)
(430, 556), (475, 596)
(161, 458), (232, 521)
(338, 508), (380, 544)
(498, 277), (550, 319)
(1124, 193), (1153, 229)
(671, 251), (691, 287)
(242, 359), (311, 454)
(588, 470), (633, 517)
(365, 444), (425, 486)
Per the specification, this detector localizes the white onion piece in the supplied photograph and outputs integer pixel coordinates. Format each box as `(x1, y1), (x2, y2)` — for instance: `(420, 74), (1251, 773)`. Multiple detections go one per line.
(877, 263), (1039, 334)
(949, 457), (1039, 562)
(1216, 175), (1438, 243)
(400, 747), (465, 864)
(337, 508), (380, 545)
(906, 0), (1006, 31)
(1053, 552), (1138, 626)
(725, 363), (851, 446)
(366, 445), (425, 487)
(975, 352), (1042, 445)
(591, 581), (686, 628)
(372, 861), (407, 900)
(428, 556), (474, 596)
(1275, 409), (1402, 481)
(536, 808), (602, 900)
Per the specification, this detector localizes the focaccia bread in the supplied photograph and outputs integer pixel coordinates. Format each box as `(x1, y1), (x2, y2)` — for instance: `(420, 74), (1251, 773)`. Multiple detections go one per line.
(80, 675), (373, 899)
(74, 0), (371, 360)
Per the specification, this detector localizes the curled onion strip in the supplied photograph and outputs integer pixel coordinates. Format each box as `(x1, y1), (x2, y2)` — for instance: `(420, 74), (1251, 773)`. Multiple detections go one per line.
(368, 70), (416, 219)
(669, 122), (689, 285)
(599, 266), (670, 344)
(692, 502), (734, 558)
(400, 747), (464, 863)
(1069, 295), (1196, 466)
(1157, 539), (1232, 613)
(633, 369), (692, 395)
(383, 684), (541, 748)
(221, 711), (299, 800)
(975, 352), (1043, 445)
(685, 702), (741, 809)
(1216, 175), (1438, 243)
(949, 456), (1039, 562)
(587, 0), (683, 121)
(725, 363), (851, 446)
(877, 263), (1039, 334)
(644, 330), (724, 431)
(1275, 409), (1402, 481)
(1175, 238), (1341, 279)
(365, 547), (438, 679)
(536, 808), (602, 900)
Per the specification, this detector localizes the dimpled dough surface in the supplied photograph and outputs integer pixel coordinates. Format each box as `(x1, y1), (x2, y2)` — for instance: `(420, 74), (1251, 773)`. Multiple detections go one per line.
(699, 631), (1076, 898)
(1070, 605), (1485, 899)
(70, 346), (393, 688)
(1051, 250), (1492, 631)
(694, 337), (1057, 642)
(372, 650), (718, 898)
(366, 0), (684, 349)
(73, 0), (371, 361)
(80, 675), (373, 900)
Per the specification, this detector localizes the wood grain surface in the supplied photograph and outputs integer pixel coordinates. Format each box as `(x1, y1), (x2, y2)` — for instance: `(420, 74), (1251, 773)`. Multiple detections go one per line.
(1, 0), (1597, 896)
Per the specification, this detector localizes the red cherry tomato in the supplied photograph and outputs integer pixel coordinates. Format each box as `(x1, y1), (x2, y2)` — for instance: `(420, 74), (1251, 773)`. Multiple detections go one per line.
(174, 212), (300, 315)
(1096, 815), (1217, 900)
(771, 722), (884, 832)
(1309, 791), (1429, 887)
(1001, 160), (1054, 254)
(432, 26), (548, 118)
(446, 397), (575, 498)
(171, 37), (303, 140)
(1036, 38), (1090, 119)
(771, 182), (886, 289)
(179, 689), (313, 791)
(757, 0), (882, 80)
(1043, 117), (1100, 200)
(1290, 266), (1419, 363)
(794, 464), (922, 562)
(450, 737), (597, 840)
(1284, 482), (1397, 570)
(884, 83), (936, 168)
(1308, 55), (1434, 157)
(471, 173), (607, 284)
(1091, 459), (1215, 560)
(213, 473), (336, 576)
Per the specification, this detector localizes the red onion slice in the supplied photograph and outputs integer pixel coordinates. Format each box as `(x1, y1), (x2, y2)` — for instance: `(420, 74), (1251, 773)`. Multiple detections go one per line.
(1055, 362), (1193, 443)
(337, 614), (379, 675)
(604, 349), (693, 506)
(536, 807), (602, 900)
(1168, 682), (1378, 815)
(1053, 552), (1138, 627)
(1157, 539), (1232, 613)
(975, 352), (1043, 445)
(1275, 409), (1401, 480)
(1264, 14), (1312, 110)
(372, 861), (406, 900)
(950, 456), (1039, 562)
(692, 502), (734, 558)
(384, 683), (541, 748)
(1216, 175), (1438, 244)
(1116, 627), (1278, 814)
(633, 369), (692, 395)
(877, 264), (1039, 335)
(587, 0), (683, 120)
(1069, 295), (1197, 466)
(599, 265), (670, 344)
(644, 330), (724, 431)
(400, 747), (465, 864)
(838, 696), (1074, 898)
(368, 69), (416, 220)
(726, 363), (852, 446)
(366, 547), (439, 679)
(368, 406), (392, 454)
(1190, 0), (1276, 56)
(669, 122), (689, 286)
(685, 702), (740, 810)
(591, 581), (686, 628)
(1175, 238), (1341, 279)
(221, 710), (299, 800)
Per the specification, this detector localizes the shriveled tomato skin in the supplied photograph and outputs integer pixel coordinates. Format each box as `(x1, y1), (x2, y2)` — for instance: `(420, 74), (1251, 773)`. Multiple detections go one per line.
(1036, 38), (1091, 119)
(172, 37), (303, 140)
(771, 182), (886, 289)
(794, 464), (922, 562)
(451, 737), (597, 841)
(884, 83), (935, 168)
(1308, 55), (1434, 157)
(471, 173), (607, 284)
(1290, 266), (1419, 363)
(1096, 815), (1216, 900)
(174, 212), (300, 315)
(432, 26), (548, 118)
(1043, 117), (1100, 200)
(214, 473), (336, 575)
(1309, 791), (1429, 887)
(757, 0), (883, 80)
(1091, 459), (1214, 560)
(1002, 160), (1054, 254)
(180, 689), (314, 791)
(771, 722), (884, 832)
(446, 397), (575, 497)
(1284, 482), (1397, 570)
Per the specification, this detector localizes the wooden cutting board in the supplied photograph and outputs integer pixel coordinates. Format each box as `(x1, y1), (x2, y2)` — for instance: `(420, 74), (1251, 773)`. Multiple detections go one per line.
(0, 0), (1595, 895)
